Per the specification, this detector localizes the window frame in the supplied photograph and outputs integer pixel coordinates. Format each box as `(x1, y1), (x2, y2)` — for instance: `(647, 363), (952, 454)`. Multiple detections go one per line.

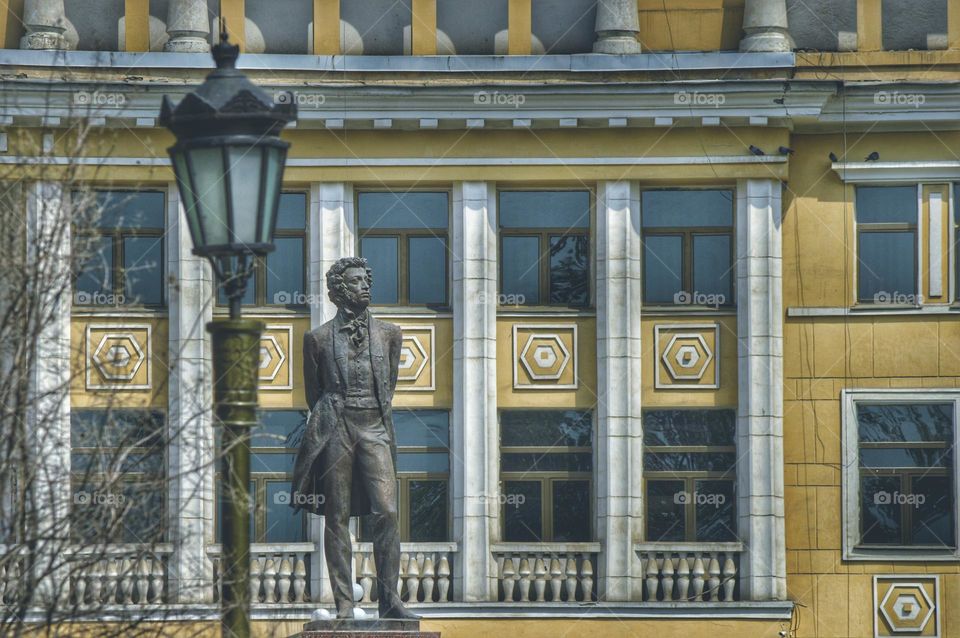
(496, 187), (594, 309)
(640, 187), (736, 309)
(853, 184), (921, 306)
(498, 409), (594, 542)
(355, 188), (451, 309)
(72, 189), (167, 309)
(841, 389), (960, 561)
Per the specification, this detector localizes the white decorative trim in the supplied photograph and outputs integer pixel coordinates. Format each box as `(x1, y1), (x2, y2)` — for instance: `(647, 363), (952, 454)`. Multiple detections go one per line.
(841, 390), (960, 562)
(653, 323), (719, 389)
(873, 575), (941, 638)
(832, 161), (960, 184)
(258, 325), (293, 391)
(511, 323), (579, 390)
(84, 324), (153, 390)
(929, 191), (943, 298)
(397, 325), (435, 391)
(787, 305), (960, 317)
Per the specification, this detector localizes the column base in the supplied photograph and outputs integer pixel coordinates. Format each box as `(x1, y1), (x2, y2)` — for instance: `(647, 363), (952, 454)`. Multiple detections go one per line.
(593, 33), (641, 54)
(164, 36), (211, 53)
(295, 618), (439, 638)
(20, 31), (66, 50)
(739, 29), (795, 52)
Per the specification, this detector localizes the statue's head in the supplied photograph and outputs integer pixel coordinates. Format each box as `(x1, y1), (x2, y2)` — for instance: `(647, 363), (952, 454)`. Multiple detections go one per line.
(326, 256), (373, 312)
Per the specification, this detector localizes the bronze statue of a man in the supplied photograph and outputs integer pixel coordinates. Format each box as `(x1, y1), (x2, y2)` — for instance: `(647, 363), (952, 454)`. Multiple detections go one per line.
(290, 256), (418, 620)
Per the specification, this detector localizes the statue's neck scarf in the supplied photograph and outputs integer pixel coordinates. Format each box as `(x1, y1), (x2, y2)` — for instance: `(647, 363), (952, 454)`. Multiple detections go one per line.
(338, 307), (368, 348)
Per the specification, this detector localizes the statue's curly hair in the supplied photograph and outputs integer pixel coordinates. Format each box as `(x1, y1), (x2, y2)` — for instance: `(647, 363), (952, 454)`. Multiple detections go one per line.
(325, 256), (373, 307)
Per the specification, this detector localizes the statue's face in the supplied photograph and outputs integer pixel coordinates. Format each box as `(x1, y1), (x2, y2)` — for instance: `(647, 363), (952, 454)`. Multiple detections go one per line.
(341, 267), (371, 309)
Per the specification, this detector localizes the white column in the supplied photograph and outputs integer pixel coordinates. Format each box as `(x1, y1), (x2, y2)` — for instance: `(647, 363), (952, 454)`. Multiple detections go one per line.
(167, 184), (215, 603)
(20, 0), (68, 50)
(164, 0), (211, 53)
(451, 181), (498, 602)
(593, 0), (641, 54)
(739, 0), (794, 52)
(25, 182), (71, 605)
(595, 181), (644, 601)
(735, 178), (786, 601)
(307, 182), (355, 603)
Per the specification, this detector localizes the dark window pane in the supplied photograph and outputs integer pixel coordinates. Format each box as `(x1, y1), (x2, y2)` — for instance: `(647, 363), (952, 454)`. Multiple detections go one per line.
(394, 410), (449, 447)
(275, 193), (306, 230)
(912, 475), (955, 546)
(408, 236), (447, 305)
(641, 190), (734, 228)
(122, 236), (163, 305)
(251, 452), (297, 473)
(501, 411), (593, 447)
(75, 235), (113, 303)
(499, 191), (590, 229)
(643, 410), (736, 447)
(692, 234), (732, 303)
(118, 481), (165, 542)
(643, 452), (736, 474)
(552, 480), (591, 541)
(858, 231), (916, 301)
(501, 452), (593, 472)
(643, 235), (682, 303)
(503, 481), (542, 541)
(646, 480), (685, 542)
(501, 235), (540, 304)
(861, 475), (902, 544)
(252, 410), (306, 448)
(71, 410), (164, 449)
(856, 186), (917, 224)
(857, 404), (953, 443)
(94, 191), (165, 228)
(409, 480), (448, 542)
(396, 452), (449, 473)
(265, 481), (306, 542)
(266, 237), (305, 305)
(549, 234), (589, 306)
(695, 479), (737, 541)
(360, 236), (399, 304)
(358, 192), (448, 229)
(859, 447), (951, 469)
(216, 482), (256, 542)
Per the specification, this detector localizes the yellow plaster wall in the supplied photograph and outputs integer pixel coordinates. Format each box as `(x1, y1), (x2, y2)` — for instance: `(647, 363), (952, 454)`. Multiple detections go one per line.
(637, 0), (744, 52)
(390, 316), (454, 409)
(255, 315), (311, 410)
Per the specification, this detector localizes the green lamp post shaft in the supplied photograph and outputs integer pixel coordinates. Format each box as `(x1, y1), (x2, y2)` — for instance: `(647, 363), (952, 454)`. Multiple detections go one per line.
(209, 318), (263, 638)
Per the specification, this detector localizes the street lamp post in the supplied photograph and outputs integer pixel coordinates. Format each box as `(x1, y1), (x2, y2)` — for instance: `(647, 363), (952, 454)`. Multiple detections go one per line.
(160, 28), (296, 638)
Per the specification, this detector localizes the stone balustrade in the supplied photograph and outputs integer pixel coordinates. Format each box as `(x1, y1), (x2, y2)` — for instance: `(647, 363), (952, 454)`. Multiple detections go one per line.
(492, 543), (599, 603)
(634, 543), (742, 602)
(209, 543), (312, 605)
(68, 546), (172, 605)
(353, 542), (455, 604)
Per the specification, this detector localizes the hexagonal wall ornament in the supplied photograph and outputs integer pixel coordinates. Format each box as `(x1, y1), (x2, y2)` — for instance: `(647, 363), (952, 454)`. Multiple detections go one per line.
(874, 575), (940, 638)
(513, 324), (578, 389)
(397, 325), (435, 392)
(259, 325), (293, 391)
(654, 323), (720, 390)
(85, 324), (152, 390)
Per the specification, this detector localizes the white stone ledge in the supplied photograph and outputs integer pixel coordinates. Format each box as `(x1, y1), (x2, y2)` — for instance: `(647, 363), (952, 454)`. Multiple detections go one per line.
(787, 305), (960, 317)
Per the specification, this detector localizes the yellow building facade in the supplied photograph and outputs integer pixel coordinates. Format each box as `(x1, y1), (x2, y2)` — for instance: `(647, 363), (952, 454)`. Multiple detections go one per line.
(3, 1), (960, 637)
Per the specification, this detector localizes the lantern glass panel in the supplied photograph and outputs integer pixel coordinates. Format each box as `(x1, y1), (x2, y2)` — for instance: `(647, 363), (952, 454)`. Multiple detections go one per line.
(171, 152), (205, 247)
(226, 145), (265, 245)
(186, 147), (229, 247)
(260, 146), (285, 245)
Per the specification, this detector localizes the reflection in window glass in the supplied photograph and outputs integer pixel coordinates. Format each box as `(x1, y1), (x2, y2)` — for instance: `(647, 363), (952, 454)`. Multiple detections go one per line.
(501, 235), (541, 304)
(643, 235), (682, 304)
(361, 236), (399, 304)
(408, 236), (447, 305)
(549, 235), (589, 306)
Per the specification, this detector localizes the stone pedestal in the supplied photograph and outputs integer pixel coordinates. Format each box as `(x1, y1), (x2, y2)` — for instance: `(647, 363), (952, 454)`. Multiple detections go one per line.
(293, 618), (439, 638)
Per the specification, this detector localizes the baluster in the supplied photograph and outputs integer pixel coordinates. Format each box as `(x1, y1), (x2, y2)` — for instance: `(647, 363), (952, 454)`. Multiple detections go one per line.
(119, 558), (134, 604)
(104, 559), (119, 604)
(150, 557), (164, 603)
(706, 554), (721, 602)
(533, 557), (547, 602)
(500, 557), (516, 602)
(691, 554), (705, 601)
(437, 555), (451, 602)
(136, 558), (150, 604)
(421, 554), (435, 603)
(645, 553), (659, 601)
(563, 557), (577, 601)
(278, 558), (292, 603)
(250, 558), (262, 603)
(579, 557), (594, 602)
(549, 558), (563, 601)
(0, 564), (6, 604)
(517, 558), (531, 602)
(262, 559), (277, 604)
(293, 557), (307, 603)
(74, 569), (88, 607)
(89, 561), (104, 606)
(722, 555), (737, 602)
(661, 557), (676, 602)
(405, 554), (421, 603)
(398, 552), (408, 598)
(360, 554), (375, 602)
(676, 554), (690, 601)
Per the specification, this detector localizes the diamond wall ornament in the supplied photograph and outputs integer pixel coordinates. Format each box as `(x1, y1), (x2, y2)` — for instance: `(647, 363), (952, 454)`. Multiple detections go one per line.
(513, 323), (579, 389)
(654, 323), (720, 389)
(85, 324), (152, 390)
(874, 575), (940, 637)
(258, 325), (293, 390)
(397, 325), (435, 391)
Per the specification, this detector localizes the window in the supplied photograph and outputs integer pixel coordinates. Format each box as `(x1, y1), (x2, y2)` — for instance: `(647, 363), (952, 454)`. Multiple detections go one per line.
(641, 189), (734, 306)
(499, 410), (593, 542)
(855, 186), (918, 303)
(357, 191), (449, 307)
(70, 410), (166, 543)
(643, 409), (737, 542)
(216, 410), (307, 543)
(359, 410), (450, 542)
(843, 391), (958, 559)
(217, 192), (307, 308)
(498, 190), (590, 307)
(73, 191), (165, 307)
